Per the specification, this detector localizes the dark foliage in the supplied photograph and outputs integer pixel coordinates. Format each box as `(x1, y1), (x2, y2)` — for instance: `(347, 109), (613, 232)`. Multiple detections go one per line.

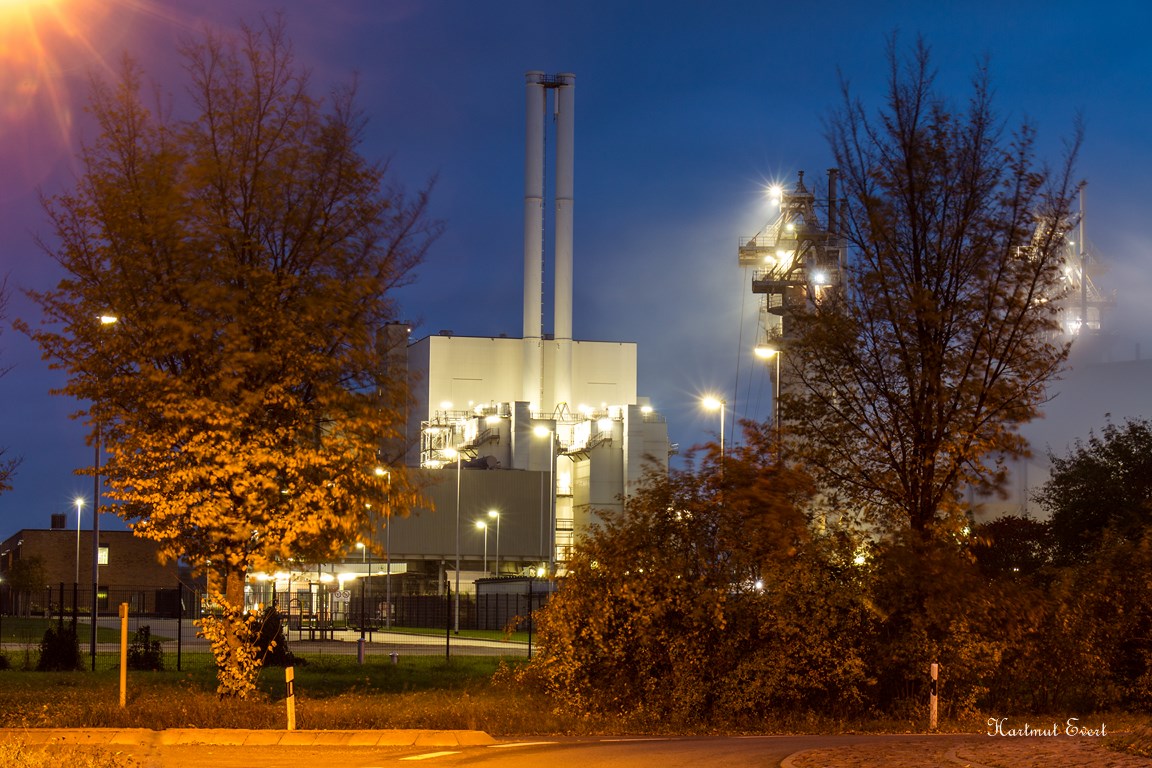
(127, 625), (164, 671)
(37, 624), (83, 671)
(970, 515), (1055, 577)
(255, 606), (295, 667)
(1035, 416), (1152, 564)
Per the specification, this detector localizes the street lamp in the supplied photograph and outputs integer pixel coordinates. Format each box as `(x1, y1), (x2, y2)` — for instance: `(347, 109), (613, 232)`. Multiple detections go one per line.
(488, 509), (500, 576)
(374, 466), (390, 630)
(532, 425), (556, 576)
(355, 541), (366, 641)
(754, 345), (783, 457)
(475, 520), (488, 576)
(701, 395), (726, 462)
(74, 498), (83, 584)
(443, 447), (462, 633)
(92, 313), (118, 669)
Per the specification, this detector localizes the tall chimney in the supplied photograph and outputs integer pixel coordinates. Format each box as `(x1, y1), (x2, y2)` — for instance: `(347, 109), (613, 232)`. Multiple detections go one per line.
(522, 72), (545, 409)
(553, 73), (575, 412)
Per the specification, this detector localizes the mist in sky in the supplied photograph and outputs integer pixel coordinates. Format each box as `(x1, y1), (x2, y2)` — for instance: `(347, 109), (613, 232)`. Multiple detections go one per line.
(2, 0), (1150, 533)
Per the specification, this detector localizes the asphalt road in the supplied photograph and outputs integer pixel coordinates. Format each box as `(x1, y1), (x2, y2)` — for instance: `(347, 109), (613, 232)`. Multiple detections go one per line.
(98, 734), (990, 768)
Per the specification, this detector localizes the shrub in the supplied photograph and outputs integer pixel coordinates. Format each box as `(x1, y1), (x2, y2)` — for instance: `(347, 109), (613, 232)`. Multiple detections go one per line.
(127, 625), (164, 671)
(36, 623), (82, 671)
(254, 606), (295, 667)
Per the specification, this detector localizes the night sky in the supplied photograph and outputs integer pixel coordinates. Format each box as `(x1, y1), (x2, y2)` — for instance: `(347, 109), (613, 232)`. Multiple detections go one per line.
(2, 0), (1150, 533)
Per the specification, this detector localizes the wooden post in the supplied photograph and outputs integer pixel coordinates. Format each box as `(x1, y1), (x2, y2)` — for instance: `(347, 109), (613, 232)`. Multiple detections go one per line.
(285, 666), (296, 731)
(118, 602), (129, 708)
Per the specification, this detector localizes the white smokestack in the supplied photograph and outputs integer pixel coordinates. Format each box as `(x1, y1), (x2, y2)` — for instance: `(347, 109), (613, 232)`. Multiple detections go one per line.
(522, 72), (545, 409)
(553, 73), (575, 412)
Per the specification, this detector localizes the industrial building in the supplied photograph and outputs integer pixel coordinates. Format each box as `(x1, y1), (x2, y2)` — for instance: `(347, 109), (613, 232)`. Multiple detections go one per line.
(386, 71), (671, 590)
(738, 174), (1119, 522)
(249, 72), (671, 613)
(739, 170), (847, 424)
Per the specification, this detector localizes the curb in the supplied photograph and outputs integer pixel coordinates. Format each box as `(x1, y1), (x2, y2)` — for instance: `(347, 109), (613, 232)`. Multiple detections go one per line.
(0, 728), (497, 748)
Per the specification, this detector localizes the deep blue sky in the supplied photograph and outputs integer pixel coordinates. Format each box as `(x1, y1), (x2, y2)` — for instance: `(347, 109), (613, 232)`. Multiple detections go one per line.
(2, 1), (1150, 533)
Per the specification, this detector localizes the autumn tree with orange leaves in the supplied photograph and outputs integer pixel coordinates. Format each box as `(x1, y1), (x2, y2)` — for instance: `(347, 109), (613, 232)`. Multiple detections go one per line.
(22, 18), (437, 695)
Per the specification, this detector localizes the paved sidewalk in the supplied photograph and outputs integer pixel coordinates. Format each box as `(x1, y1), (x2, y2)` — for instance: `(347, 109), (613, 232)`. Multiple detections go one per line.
(784, 736), (1151, 767)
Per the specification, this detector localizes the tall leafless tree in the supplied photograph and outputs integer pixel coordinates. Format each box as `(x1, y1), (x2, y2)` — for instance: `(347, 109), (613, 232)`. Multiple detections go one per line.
(785, 39), (1082, 535)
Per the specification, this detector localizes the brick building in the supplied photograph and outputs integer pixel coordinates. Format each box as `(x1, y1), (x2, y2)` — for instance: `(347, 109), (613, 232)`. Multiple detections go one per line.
(0, 528), (182, 615)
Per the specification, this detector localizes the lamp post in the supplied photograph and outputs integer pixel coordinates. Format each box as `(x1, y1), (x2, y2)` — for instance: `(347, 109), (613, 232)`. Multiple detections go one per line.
(355, 542), (366, 641)
(374, 466), (390, 629)
(443, 448), (462, 633)
(488, 509), (500, 576)
(74, 498), (83, 584)
(701, 395), (726, 472)
(754, 345), (783, 458)
(475, 520), (488, 575)
(532, 426), (555, 576)
(92, 313), (117, 669)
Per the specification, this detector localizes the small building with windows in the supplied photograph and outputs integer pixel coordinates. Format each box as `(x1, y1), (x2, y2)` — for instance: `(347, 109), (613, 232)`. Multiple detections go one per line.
(0, 526), (181, 615)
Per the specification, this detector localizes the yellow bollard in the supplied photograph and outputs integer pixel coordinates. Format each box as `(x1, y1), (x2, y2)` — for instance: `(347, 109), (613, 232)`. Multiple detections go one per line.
(118, 603), (129, 708)
(285, 666), (296, 731)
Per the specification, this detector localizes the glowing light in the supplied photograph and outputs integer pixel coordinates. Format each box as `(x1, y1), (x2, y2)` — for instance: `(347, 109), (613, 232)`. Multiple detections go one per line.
(754, 345), (779, 359)
(439, 400), (453, 410)
(0, 0), (139, 188)
(812, 270), (828, 285)
(701, 396), (724, 411)
(597, 418), (612, 432)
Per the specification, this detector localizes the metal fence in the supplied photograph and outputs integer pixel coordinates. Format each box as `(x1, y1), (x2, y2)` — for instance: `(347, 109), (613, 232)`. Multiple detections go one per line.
(0, 581), (549, 670)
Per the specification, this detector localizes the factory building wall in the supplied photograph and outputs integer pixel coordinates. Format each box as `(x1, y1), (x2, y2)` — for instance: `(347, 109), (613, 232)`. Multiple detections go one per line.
(409, 335), (638, 415)
(384, 468), (548, 565)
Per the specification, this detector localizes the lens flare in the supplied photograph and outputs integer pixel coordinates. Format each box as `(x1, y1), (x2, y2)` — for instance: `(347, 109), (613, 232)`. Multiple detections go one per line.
(1, 1), (101, 190)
